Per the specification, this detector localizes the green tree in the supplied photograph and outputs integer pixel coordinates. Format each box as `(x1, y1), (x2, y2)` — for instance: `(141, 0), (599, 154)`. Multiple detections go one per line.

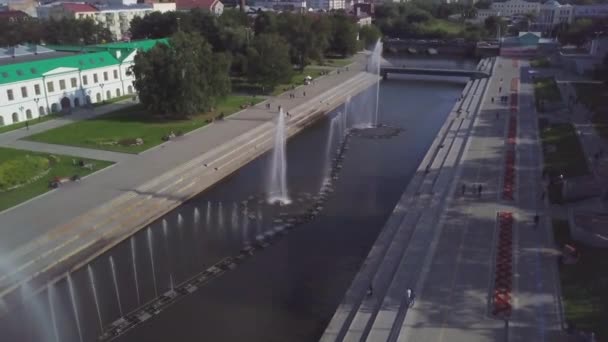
(132, 31), (230, 118)
(253, 11), (278, 35)
(359, 24), (382, 49)
(330, 14), (358, 57)
(484, 16), (506, 38)
(246, 33), (293, 92)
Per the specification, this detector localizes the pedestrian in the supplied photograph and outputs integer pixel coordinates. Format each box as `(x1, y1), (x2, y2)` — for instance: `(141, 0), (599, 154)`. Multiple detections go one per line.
(278, 105), (282, 112)
(367, 285), (373, 297)
(406, 288), (415, 307)
(499, 86), (502, 93)
(478, 184), (483, 197)
(25, 121), (29, 130)
(462, 183), (466, 195)
(303, 91), (306, 97)
(266, 103), (270, 109)
(491, 97), (494, 103)
(534, 213), (539, 227)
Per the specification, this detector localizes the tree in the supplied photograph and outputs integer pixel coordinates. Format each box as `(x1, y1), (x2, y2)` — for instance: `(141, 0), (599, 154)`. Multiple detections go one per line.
(253, 11), (278, 35)
(474, 0), (491, 9)
(330, 14), (358, 57)
(359, 24), (382, 49)
(246, 33), (293, 92)
(132, 31), (230, 118)
(484, 16), (506, 38)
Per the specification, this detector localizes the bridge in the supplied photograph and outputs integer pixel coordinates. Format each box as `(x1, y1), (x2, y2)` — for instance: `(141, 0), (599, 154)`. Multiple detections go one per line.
(380, 66), (490, 79)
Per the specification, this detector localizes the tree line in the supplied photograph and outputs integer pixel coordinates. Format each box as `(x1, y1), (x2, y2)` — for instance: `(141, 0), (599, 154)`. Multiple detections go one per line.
(0, 17), (112, 47)
(130, 9), (376, 118)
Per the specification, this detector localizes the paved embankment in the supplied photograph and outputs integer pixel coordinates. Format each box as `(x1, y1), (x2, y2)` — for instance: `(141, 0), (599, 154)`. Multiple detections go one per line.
(323, 56), (565, 342)
(0, 66), (379, 313)
(322, 57), (494, 342)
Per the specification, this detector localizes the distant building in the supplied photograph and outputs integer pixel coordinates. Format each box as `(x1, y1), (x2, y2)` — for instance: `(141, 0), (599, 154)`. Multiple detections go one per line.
(535, 0), (573, 32)
(474, 8), (501, 24)
(2, 0), (38, 16)
(0, 9), (29, 21)
(559, 36), (608, 76)
(0, 39), (165, 127)
(573, 4), (608, 19)
(38, 2), (176, 41)
(490, 0), (539, 17)
(307, 0), (344, 10)
(255, 0), (306, 12)
(176, 0), (223, 14)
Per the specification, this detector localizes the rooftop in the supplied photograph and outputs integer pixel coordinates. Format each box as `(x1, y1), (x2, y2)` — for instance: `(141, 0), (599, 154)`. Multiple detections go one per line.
(61, 3), (98, 12)
(176, 0), (219, 10)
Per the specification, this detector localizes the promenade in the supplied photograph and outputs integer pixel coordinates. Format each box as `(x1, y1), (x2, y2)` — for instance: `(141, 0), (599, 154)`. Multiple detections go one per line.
(0, 53), (375, 307)
(322, 57), (564, 341)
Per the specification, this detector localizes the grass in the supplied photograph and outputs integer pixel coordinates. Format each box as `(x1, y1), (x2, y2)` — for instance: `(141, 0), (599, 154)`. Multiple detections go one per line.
(531, 57), (551, 68)
(0, 147), (112, 212)
(552, 219), (608, 340)
(26, 95), (261, 154)
(93, 94), (133, 107)
(571, 82), (608, 140)
(538, 119), (589, 203)
(0, 113), (63, 134)
(310, 57), (354, 68)
(418, 19), (462, 35)
(534, 77), (562, 106)
(271, 67), (326, 96)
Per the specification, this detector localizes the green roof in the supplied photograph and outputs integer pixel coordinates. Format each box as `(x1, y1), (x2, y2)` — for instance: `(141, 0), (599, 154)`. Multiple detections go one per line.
(0, 39), (167, 85)
(0, 51), (119, 85)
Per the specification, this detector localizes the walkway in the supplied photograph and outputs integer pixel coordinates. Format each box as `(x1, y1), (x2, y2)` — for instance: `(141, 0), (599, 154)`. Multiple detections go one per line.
(0, 54), (372, 307)
(322, 57), (565, 341)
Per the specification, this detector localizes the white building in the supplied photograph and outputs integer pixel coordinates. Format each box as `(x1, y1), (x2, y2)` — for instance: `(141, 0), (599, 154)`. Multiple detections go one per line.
(536, 0), (573, 32)
(0, 39), (165, 127)
(490, 0), (539, 17)
(474, 8), (501, 24)
(307, 0), (345, 10)
(176, 0), (223, 15)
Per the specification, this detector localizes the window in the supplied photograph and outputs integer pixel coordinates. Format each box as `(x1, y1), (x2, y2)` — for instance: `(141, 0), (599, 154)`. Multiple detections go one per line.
(82, 75), (88, 85)
(34, 84), (40, 95)
(89, 58), (95, 64)
(47, 81), (54, 92)
(30, 68), (37, 74)
(103, 71), (108, 81)
(21, 86), (27, 98)
(93, 73), (99, 83)
(16, 70), (23, 76)
(1, 72), (7, 78)
(113, 70), (118, 79)
(7, 89), (14, 100)
(71, 77), (77, 88)
(59, 79), (66, 90)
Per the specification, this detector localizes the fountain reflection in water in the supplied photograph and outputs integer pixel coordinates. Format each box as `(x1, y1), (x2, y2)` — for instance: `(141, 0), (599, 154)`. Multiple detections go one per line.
(87, 265), (104, 330)
(109, 256), (123, 317)
(267, 109), (290, 204)
(67, 274), (83, 342)
(130, 237), (141, 306)
(47, 283), (60, 342)
(147, 228), (158, 297)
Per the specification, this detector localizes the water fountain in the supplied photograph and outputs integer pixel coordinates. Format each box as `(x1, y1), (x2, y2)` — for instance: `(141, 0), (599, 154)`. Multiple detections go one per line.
(325, 113), (341, 180)
(109, 256), (123, 317)
(67, 274), (84, 342)
(87, 265), (104, 330)
(130, 237), (141, 305)
(267, 109), (290, 204)
(169, 274), (175, 293)
(218, 201), (224, 228)
(341, 98), (350, 137)
(231, 202), (238, 231)
(177, 213), (184, 227)
(194, 207), (200, 227)
(370, 39), (383, 126)
(146, 228), (158, 297)
(47, 283), (60, 342)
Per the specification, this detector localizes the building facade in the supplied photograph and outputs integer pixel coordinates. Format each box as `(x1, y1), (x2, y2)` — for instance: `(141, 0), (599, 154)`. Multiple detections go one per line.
(535, 0), (573, 31)
(175, 0), (223, 14)
(573, 4), (608, 19)
(490, 0), (539, 17)
(307, 0), (345, 10)
(0, 39), (165, 127)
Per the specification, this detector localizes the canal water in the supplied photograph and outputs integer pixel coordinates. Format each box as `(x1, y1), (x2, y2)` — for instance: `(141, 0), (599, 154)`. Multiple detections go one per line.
(0, 65), (473, 342)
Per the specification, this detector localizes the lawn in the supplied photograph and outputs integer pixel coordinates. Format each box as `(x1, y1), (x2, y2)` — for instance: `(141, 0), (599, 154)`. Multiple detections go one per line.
(552, 219), (608, 340)
(534, 77), (562, 111)
(538, 119), (589, 203)
(0, 147), (112, 212)
(0, 113), (63, 134)
(26, 95), (260, 154)
(310, 57), (354, 68)
(530, 57), (551, 68)
(271, 67), (326, 96)
(571, 82), (608, 140)
(418, 19), (462, 36)
(93, 94), (132, 107)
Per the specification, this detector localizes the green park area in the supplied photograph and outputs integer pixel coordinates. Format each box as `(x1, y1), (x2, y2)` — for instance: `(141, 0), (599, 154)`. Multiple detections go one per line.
(538, 119), (589, 203)
(534, 77), (562, 111)
(26, 95), (260, 154)
(571, 82), (608, 140)
(0, 147), (112, 211)
(552, 219), (608, 340)
(530, 57), (552, 68)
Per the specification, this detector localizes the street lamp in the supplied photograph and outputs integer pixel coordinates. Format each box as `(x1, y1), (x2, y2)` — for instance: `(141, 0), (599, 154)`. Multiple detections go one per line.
(100, 83), (105, 103)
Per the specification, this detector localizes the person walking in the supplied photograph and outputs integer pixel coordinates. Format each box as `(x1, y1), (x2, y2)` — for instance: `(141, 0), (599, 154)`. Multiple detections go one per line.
(25, 121), (29, 130)
(491, 97), (494, 103)
(534, 213), (540, 227)
(303, 91), (306, 97)
(367, 285), (373, 297)
(478, 184), (483, 197)
(406, 288), (415, 307)
(462, 183), (466, 195)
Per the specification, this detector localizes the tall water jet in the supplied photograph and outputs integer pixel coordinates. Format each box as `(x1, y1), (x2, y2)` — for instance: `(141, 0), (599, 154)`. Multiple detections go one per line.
(47, 283), (61, 342)
(109, 256), (123, 316)
(177, 213), (183, 227)
(342, 98), (350, 137)
(370, 39), (383, 126)
(194, 207), (200, 226)
(130, 237), (141, 305)
(146, 228), (158, 297)
(169, 274), (175, 293)
(87, 265), (104, 330)
(162, 219), (168, 234)
(218, 201), (224, 228)
(267, 109), (290, 204)
(67, 274), (84, 342)
(325, 113), (340, 180)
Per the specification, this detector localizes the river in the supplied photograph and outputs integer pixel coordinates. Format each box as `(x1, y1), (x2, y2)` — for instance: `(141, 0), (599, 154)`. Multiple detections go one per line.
(0, 59), (475, 342)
